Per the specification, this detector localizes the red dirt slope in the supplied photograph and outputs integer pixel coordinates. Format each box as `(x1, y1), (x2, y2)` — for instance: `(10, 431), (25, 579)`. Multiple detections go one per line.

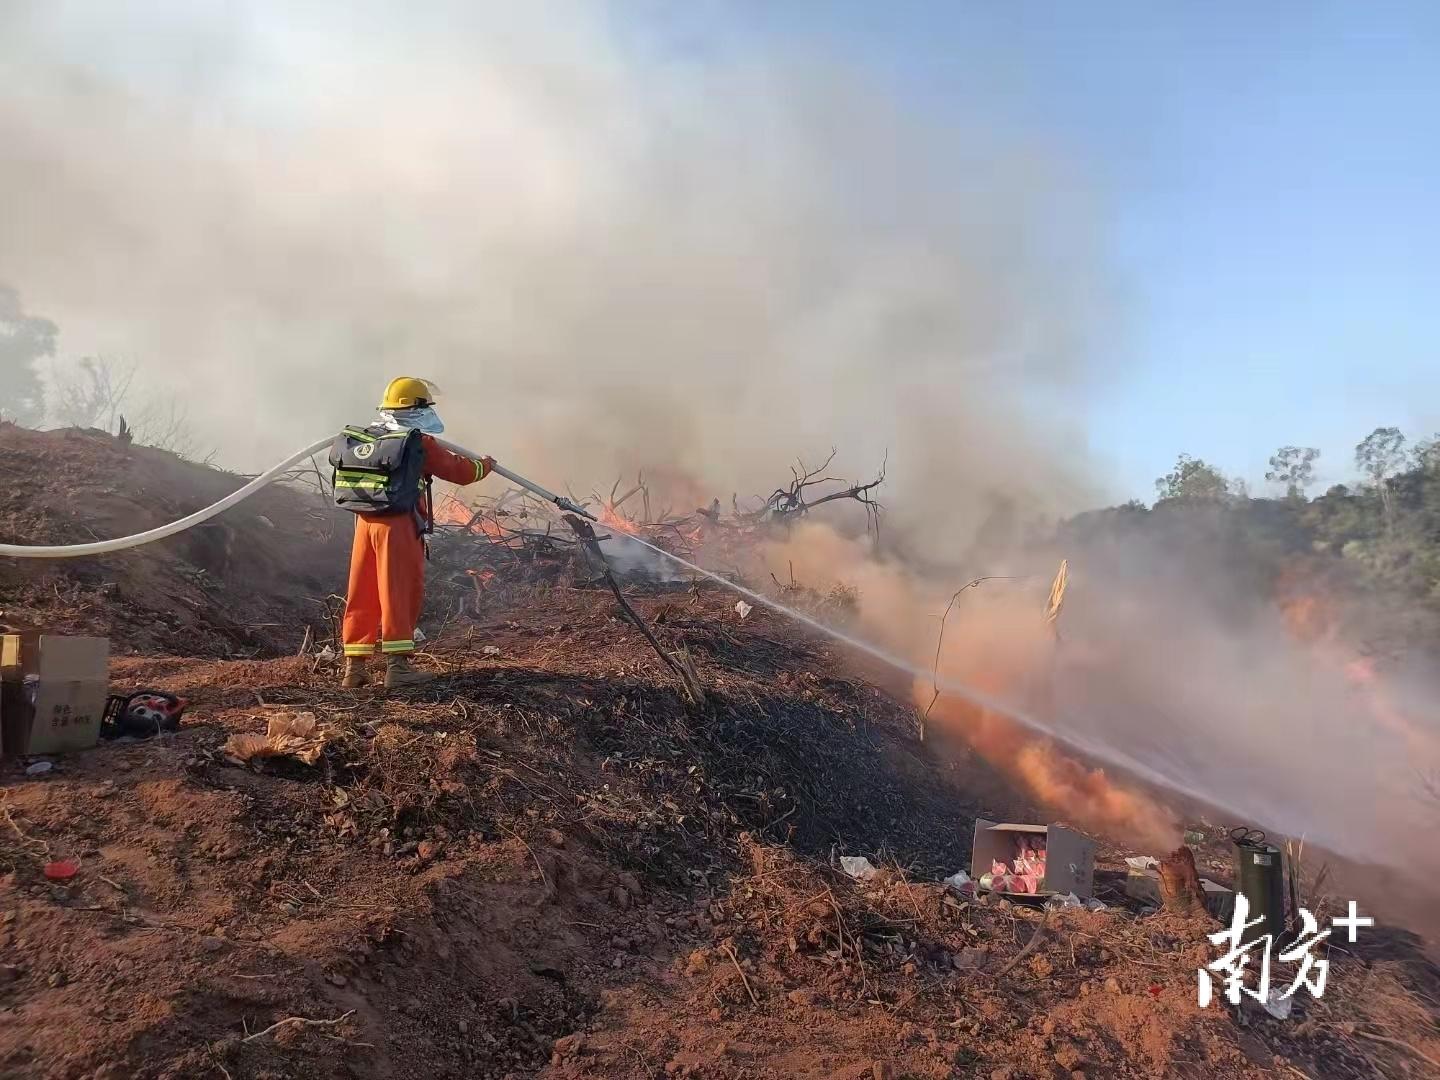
(0, 424), (347, 657)
(2, 588), (1436, 1079)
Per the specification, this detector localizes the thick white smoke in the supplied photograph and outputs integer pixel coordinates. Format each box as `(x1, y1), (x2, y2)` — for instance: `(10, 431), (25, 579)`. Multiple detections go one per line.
(0, 0), (1117, 560)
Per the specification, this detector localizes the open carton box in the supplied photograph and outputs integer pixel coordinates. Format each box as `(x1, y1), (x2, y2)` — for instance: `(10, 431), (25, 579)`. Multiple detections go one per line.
(971, 819), (1097, 900)
(1, 634), (109, 757)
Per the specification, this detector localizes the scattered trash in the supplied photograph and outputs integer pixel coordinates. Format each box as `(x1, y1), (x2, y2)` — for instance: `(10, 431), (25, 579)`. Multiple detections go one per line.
(1199, 877), (1237, 922)
(315, 645), (336, 662)
(972, 820), (1096, 899)
(24, 761), (54, 777)
(102, 690), (186, 739)
(482, 645), (501, 656)
(2, 633), (109, 754)
(1125, 859), (1234, 920)
(414, 628), (427, 642)
(734, 601), (753, 620)
(224, 712), (336, 767)
(43, 859), (80, 881)
(1261, 986), (1293, 1020)
(1048, 891), (1108, 912)
(839, 856), (880, 881)
(943, 869), (975, 893)
(1183, 829), (1206, 846)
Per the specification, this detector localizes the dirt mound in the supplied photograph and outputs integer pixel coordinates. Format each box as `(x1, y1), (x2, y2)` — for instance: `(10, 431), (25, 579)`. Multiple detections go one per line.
(2, 587), (1436, 1079)
(0, 423), (348, 657)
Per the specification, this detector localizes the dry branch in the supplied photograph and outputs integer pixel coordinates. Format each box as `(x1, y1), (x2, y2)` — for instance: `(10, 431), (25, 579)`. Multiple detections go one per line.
(993, 906), (1053, 977)
(562, 514), (705, 706)
(921, 575), (1036, 737)
(722, 942), (761, 1006)
(242, 1010), (356, 1044)
(755, 449), (887, 539)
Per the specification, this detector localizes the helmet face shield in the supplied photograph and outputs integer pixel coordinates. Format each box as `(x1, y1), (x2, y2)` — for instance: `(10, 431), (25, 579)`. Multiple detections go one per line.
(378, 405), (445, 434)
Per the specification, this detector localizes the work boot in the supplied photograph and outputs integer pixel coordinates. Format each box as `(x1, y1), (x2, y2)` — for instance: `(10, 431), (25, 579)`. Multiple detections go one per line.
(341, 656), (369, 688)
(384, 656), (435, 689)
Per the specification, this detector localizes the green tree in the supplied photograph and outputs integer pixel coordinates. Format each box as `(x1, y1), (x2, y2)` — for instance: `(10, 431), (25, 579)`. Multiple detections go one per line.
(1154, 453), (1229, 502)
(1265, 446), (1320, 500)
(0, 284), (55, 427)
(1412, 434), (1440, 474)
(1354, 426), (1407, 526)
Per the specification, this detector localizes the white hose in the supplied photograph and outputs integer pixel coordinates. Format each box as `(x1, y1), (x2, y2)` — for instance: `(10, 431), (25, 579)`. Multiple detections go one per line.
(0, 437), (333, 559)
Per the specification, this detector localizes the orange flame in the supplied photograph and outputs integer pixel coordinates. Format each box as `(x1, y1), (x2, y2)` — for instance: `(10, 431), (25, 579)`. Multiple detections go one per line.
(435, 496), (474, 527)
(436, 496), (512, 541)
(762, 522), (1182, 852)
(917, 581), (1180, 852)
(914, 665), (1181, 854)
(1276, 576), (1440, 763)
(597, 503), (641, 536)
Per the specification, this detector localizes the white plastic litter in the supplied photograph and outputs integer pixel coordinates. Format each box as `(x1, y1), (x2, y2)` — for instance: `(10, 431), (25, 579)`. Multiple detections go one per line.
(735, 601), (753, 619)
(315, 645), (336, 662)
(944, 869), (974, 892)
(25, 761), (54, 776)
(1125, 856), (1160, 871)
(1261, 987), (1293, 1020)
(1048, 892), (1109, 912)
(414, 628), (427, 642)
(839, 856), (880, 881)
(482, 646), (501, 656)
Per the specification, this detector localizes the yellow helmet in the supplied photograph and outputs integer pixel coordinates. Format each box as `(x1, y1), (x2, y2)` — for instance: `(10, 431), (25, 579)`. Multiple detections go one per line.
(380, 377), (435, 410)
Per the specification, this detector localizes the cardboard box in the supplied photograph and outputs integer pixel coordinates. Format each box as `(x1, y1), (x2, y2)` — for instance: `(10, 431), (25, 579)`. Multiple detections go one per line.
(1, 634), (109, 756)
(971, 819), (1097, 899)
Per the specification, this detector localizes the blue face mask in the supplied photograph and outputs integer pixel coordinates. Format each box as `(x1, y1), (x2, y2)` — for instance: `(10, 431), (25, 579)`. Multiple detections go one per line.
(378, 406), (445, 434)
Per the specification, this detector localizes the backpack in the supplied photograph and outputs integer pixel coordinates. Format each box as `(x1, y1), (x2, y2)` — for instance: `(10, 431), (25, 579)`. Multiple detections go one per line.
(102, 690), (187, 739)
(329, 424), (432, 523)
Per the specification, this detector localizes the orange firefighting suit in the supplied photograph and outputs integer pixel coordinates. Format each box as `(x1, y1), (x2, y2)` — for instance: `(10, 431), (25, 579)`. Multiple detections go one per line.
(341, 436), (488, 658)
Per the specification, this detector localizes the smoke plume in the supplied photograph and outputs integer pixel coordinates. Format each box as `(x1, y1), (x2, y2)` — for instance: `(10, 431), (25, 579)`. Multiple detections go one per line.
(7, 3), (1436, 896)
(0, 0), (1113, 559)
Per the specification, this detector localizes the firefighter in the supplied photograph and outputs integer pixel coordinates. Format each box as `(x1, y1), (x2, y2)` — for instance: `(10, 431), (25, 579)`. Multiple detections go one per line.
(331, 377), (493, 688)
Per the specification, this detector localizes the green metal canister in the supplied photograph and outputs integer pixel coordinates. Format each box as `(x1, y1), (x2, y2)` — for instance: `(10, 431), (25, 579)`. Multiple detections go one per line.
(1231, 828), (1286, 945)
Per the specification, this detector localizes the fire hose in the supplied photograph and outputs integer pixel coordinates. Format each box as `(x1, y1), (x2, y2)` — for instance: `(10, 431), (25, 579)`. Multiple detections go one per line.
(0, 436), (592, 560)
(0, 430), (1208, 803)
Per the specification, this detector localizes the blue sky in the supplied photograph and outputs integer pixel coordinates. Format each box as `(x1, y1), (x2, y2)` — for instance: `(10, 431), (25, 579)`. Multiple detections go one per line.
(651, 2), (1440, 499)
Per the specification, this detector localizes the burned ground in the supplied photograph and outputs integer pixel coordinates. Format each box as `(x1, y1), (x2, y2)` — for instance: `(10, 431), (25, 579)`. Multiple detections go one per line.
(1, 588), (1437, 1078)
(2, 430), (1439, 1078)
